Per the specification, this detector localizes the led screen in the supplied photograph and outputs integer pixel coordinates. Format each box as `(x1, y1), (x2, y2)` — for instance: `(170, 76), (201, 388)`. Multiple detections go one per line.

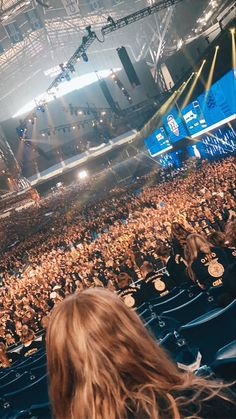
(162, 106), (188, 143)
(159, 150), (183, 168)
(144, 126), (172, 156)
(187, 122), (236, 159)
(182, 70), (236, 136)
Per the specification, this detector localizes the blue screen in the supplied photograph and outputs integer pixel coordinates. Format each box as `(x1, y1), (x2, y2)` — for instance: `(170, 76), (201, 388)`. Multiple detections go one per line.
(187, 122), (236, 159)
(163, 106), (188, 143)
(159, 150), (183, 168)
(182, 70), (236, 136)
(144, 126), (172, 156)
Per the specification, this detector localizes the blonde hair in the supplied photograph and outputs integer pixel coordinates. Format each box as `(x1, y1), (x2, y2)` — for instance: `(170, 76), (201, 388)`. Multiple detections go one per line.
(184, 234), (212, 282)
(47, 288), (231, 419)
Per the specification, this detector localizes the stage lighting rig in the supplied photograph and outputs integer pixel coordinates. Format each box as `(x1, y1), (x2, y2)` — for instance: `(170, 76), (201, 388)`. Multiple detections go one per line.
(47, 0), (183, 93)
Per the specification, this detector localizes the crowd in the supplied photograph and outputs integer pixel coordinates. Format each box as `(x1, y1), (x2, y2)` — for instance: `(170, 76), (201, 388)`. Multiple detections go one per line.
(0, 156), (235, 365)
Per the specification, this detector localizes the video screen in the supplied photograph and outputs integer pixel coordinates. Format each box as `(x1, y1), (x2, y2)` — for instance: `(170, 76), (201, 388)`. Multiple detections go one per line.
(144, 126), (172, 156)
(182, 70), (236, 137)
(162, 106), (188, 143)
(187, 122), (236, 159)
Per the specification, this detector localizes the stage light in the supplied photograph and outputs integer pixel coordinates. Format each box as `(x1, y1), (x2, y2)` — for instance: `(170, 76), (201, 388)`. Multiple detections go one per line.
(72, 126), (76, 130)
(107, 16), (115, 25)
(205, 45), (219, 91)
(86, 25), (93, 36)
(101, 111), (106, 115)
(181, 59), (206, 109)
(42, 133), (45, 137)
(100, 119), (103, 123)
(78, 170), (88, 180)
(78, 110), (83, 115)
(231, 27), (236, 70)
(82, 52), (88, 62)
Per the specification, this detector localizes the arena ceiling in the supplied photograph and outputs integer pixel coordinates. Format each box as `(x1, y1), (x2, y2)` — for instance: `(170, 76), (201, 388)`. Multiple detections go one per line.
(0, 0), (234, 122)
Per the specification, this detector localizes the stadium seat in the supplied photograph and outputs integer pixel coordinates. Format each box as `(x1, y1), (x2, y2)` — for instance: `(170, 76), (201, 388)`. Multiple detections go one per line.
(207, 286), (225, 301)
(161, 292), (217, 325)
(148, 287), (180, 304)
(0, 373), (49, 416)
(145, 315), (180, 340)
(159, 332), (200, 370)
(151, 290), (192, 314)
(211, 340), (236, 381)
(179, 298), (236, 364)
(8, 402), (51, 419)
(14, 352), (46, 372)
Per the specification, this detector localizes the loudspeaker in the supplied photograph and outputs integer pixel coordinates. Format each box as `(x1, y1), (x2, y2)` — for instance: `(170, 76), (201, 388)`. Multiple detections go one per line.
(99, 79), (122, 115)
(117, 47), (141, 87)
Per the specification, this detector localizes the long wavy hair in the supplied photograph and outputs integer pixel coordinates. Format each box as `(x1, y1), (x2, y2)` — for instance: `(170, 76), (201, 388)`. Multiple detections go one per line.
(0, 342), (11, 368)
(171, 222), (193, 257)
(46, 288), (231, 419)
(184, 234), (212, 282)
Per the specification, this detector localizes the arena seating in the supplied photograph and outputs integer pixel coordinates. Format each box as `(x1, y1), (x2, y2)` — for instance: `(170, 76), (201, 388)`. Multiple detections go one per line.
(1, 286), (235, 419)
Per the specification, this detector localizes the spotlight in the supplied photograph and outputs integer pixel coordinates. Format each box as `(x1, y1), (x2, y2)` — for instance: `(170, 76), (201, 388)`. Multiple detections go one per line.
(81, 52), (88, 62)
(72, 126), (76, 130)
(230, 28), (235, 35)
(78, 170), (88, 180)
(67, 63), (76, 73)
(215, 45), (219, 49)
(85, 25), (93, 36)
(107, 16), (115, 25)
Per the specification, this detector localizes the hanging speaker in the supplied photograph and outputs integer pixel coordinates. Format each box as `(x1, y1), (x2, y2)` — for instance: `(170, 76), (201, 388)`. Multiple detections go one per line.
(117, 47), (141, 87)
(99, 79), (122, 115)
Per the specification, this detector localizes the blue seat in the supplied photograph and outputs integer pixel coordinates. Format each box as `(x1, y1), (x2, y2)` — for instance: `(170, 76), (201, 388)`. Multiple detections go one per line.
(151, 290), (192, 314)
(139, 308), (153, 322)
(211, 340), (236, 381)
(9, 402), (52, 419)
(145, 316), (180, 340)
(148, 287), (180, 304)
(207, 286), (224, 301)
(162, 292), (216, 325)
(0, 371), (23, 386)
(15, 353), (46, 372)
(0, 373), (49, 416)
(0, 372), (30, 394)
(179, 298), (236, 364)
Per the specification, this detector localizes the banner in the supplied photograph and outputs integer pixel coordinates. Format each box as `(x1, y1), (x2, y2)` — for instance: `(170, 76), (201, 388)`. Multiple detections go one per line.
(25, 9), (44, 32)
(61, 0), (80, 16)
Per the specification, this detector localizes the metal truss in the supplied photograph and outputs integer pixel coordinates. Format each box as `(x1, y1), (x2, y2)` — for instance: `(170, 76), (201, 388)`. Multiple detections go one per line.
(0, 0), (31, 20)
(47, 0), (183, 92)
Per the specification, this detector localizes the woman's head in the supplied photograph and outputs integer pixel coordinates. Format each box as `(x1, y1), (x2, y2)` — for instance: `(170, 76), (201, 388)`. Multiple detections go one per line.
(46, 288), (185, 419)
(208, 230), (225, 247)
(171, 222), (191, 244)
(46, 289), (230, 419)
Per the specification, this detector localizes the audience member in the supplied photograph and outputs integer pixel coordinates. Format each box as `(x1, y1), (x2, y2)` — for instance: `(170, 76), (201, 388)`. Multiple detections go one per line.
(46, 288), (236, 419)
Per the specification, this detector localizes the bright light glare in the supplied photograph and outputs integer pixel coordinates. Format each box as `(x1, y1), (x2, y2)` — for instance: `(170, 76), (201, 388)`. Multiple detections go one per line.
(12, 69), (121, 118)
(78, 170), (88, 180)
